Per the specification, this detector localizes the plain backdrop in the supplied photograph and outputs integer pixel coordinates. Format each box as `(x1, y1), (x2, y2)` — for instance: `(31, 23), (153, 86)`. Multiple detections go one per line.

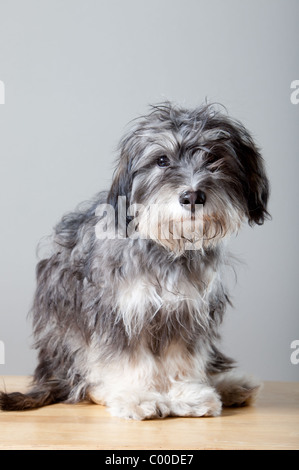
(0, 0), (298, 380)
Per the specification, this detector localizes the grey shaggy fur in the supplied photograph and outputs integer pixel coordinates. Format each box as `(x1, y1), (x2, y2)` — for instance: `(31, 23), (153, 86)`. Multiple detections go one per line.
(0, 102), (269, 418)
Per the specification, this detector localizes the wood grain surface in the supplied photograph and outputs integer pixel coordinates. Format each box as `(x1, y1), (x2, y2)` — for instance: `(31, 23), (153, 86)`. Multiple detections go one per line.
(0, 376), (298, 450)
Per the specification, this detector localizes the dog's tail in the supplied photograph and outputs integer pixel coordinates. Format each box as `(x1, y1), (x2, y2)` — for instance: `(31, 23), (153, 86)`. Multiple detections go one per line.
(0, 380), (70, 411)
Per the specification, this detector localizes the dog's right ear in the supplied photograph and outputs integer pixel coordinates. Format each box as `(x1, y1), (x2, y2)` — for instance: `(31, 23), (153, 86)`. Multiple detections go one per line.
(107, 158), (132, 209)
(107, 135), (134, 226)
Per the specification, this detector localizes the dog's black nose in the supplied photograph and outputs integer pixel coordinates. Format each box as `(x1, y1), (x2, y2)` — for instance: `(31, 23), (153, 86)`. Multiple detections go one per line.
(179, 190), (206, 208)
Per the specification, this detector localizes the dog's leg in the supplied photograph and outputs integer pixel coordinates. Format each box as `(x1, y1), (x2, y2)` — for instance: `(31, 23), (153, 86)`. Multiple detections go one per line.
(209, 370), (261, 407)
(163, 344), (222, 417)
(87, 353), (171, 420)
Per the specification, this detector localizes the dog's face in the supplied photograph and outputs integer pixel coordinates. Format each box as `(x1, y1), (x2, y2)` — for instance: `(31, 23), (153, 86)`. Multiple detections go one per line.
(107, 103), (269, 254)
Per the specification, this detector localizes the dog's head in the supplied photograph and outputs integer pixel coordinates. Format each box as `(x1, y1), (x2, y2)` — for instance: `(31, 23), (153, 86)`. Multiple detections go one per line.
(107, 102), (270, 254)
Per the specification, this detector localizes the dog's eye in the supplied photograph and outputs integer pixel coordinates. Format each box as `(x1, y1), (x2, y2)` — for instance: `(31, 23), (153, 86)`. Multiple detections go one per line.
(157, 156), (170, 168)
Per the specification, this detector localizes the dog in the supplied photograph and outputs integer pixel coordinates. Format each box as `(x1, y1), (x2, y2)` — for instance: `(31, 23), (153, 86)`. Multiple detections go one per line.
(0, 102), (269, 419)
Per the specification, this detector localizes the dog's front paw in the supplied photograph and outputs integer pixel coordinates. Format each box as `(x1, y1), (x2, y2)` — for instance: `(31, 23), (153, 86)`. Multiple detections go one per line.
(169, 384), (222, 417)
(108, 396), (170, 420)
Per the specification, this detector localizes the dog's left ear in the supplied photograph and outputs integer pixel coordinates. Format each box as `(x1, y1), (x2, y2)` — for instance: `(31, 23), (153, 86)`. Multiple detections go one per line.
(230, 121), (270, 226)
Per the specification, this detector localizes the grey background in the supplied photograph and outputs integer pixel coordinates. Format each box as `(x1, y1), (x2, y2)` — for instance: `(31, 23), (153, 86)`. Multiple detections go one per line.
(0, 0), (298, 381)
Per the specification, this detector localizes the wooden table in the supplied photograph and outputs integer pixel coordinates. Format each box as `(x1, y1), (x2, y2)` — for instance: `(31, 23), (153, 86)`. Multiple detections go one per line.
(0, 376), (298, 450)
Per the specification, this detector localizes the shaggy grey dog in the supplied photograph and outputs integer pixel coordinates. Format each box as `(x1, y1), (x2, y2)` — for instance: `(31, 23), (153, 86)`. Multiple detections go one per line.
(0, 102), (269, 419)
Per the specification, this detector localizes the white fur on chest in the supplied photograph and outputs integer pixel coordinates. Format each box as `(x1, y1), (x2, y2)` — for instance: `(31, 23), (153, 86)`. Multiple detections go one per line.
(115, 265), (217, 336)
